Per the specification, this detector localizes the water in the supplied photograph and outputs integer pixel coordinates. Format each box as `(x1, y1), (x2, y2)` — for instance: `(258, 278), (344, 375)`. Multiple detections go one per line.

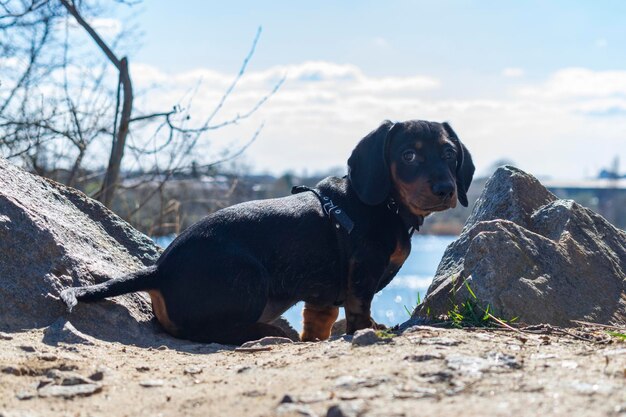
(152, 234), (456, 331)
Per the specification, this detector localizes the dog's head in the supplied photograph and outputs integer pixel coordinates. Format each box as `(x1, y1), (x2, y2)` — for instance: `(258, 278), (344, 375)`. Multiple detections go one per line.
(348, 120), (475, 215)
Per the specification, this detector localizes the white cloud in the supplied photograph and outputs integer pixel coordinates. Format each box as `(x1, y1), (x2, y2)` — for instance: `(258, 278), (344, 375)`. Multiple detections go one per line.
(11, 59), (621, 180)
(502, 67), (524, 78)
(516, 68), (626, 99)
(126, 62), (626, 180)
(388, 275), (433, 290)
(133, 61), (440, 97)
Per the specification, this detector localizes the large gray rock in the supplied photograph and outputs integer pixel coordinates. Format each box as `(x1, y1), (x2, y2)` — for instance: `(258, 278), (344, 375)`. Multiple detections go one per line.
(413, 166), (626, 327)
(0, 158), (162, 343)
(0, 158), (300, 345)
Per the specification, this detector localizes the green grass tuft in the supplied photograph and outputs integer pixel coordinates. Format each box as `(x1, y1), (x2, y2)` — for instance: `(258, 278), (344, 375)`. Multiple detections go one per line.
(375, 329), (396, 340)
(606, 331), (626, 341)
(403, 291), (423, 318)
(446, 280), (517, 328)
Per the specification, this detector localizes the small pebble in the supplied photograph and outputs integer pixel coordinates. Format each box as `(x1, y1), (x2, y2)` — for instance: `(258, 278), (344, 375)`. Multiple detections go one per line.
(243, 390), (265, 397)
(37, 353), (58, 362)
(16, 391), (35, 400)
(404, 353), (444, 362)
(351, 329), (380, 347)
(37, 378), (53, 389)
(280, 394), (294, 403)
(89, 371), (105, 381)
(326, 402), (363, 417)
(421, 337), (461, 346)
(235, 365), (253, 374)
(19, 345), (36, 353)
(46, 369), (93, 386)
(570, 381), (614, 395)
(183, 366), (203, 375)
(334, 375), (388, 390)
(139, 379), (165, 388)
(0, 332), (13, 340)
(2, 365), (24, 376)
(38, 383), (102, 398)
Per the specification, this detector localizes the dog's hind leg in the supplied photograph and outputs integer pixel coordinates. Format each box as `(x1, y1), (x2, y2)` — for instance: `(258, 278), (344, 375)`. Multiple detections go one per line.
(301, 303), (339, 342)
(60, 266), (159, 312)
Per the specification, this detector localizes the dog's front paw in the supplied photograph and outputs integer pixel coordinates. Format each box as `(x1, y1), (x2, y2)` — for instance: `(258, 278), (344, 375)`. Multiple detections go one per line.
(371, 320), (387, 331)
(346, 316), (384, 334)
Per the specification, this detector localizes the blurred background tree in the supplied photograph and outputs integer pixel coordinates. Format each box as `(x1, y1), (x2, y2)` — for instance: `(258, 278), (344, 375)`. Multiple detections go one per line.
(0, 0), (280, 216)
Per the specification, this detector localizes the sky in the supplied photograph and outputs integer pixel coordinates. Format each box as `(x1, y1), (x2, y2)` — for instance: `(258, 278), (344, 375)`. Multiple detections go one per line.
(101, 0), (626, 179)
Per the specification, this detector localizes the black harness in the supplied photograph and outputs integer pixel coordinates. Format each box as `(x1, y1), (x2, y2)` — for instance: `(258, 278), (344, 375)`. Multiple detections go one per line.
(291, 185), (423, 236)
(291, 185), (355, 234)
(291, 185), (353, 306)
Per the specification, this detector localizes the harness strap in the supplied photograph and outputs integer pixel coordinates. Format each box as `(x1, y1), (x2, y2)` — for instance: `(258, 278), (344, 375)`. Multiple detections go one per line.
(292, 185), (354, 234)
(292, 185), (353, 306)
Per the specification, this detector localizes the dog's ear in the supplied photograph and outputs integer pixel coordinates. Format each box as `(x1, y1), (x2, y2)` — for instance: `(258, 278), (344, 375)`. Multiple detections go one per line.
(348, 120), (396, 206)
(443, 122), (475, 207)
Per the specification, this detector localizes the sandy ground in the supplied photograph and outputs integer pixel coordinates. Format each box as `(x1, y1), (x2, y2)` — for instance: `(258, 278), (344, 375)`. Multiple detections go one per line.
(0, 324), (625, 417)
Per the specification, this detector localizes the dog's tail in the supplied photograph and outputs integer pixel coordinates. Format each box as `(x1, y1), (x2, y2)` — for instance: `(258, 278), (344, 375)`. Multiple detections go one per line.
(60, 265), (160, 312)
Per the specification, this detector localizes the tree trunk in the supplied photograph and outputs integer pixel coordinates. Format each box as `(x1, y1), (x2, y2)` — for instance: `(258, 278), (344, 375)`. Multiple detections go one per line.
(59, 0), (133, 208)
(100, 57), (133, 207)
(67, 144), (86, 187)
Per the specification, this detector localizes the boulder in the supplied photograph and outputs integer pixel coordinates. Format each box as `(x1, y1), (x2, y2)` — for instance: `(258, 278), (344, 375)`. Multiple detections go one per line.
(0, 158), (161, 343)
(0, 158), (300, 345)
(413, 166), (626, 327)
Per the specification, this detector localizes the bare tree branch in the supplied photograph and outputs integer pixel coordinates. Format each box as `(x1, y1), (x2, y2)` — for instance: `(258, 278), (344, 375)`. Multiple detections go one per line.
(1, 3), (280, 235)
(58, 0), (121, 68)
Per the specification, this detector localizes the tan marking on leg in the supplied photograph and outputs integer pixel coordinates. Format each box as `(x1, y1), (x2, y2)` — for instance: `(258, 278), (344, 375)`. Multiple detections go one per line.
(301, 303), (339, 342)
(148, 290), (179, 336)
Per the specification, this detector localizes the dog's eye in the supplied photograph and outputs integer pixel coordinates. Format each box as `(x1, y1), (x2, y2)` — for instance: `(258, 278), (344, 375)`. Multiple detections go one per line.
(402, 150), (417, 163)
(443, 149), (457, 161)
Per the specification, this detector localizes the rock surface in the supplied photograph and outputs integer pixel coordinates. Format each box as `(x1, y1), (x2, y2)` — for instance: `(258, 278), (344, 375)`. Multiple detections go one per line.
(0, 158), (299, 345)
(413, 166), (626, 327)
(0, 158), (161, 343)
(239, 336), (294, 349)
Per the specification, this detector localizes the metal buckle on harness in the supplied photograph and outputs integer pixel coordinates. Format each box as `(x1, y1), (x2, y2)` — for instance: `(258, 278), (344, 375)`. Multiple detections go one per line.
(322, 200), (338, 216)
(292, 186), (354, 234)
(387, 198), (399, 214)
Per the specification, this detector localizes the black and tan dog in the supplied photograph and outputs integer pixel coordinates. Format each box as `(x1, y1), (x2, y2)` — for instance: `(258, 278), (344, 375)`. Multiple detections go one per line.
(61, 120), (474, 345)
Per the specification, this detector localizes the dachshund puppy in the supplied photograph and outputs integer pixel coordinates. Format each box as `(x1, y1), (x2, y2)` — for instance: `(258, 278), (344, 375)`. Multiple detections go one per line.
(61, 120), (474, 345)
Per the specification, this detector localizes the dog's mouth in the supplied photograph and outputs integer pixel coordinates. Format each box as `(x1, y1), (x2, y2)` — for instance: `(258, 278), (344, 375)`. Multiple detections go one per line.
(421, 203), (449, 211)
(416, 203), (449, 213)
(402, 202), (444, 217)
(408, 197), (455, 214)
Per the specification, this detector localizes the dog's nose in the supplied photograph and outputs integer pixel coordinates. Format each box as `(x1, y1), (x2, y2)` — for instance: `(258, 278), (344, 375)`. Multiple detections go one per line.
(432, 182), (455, 199)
